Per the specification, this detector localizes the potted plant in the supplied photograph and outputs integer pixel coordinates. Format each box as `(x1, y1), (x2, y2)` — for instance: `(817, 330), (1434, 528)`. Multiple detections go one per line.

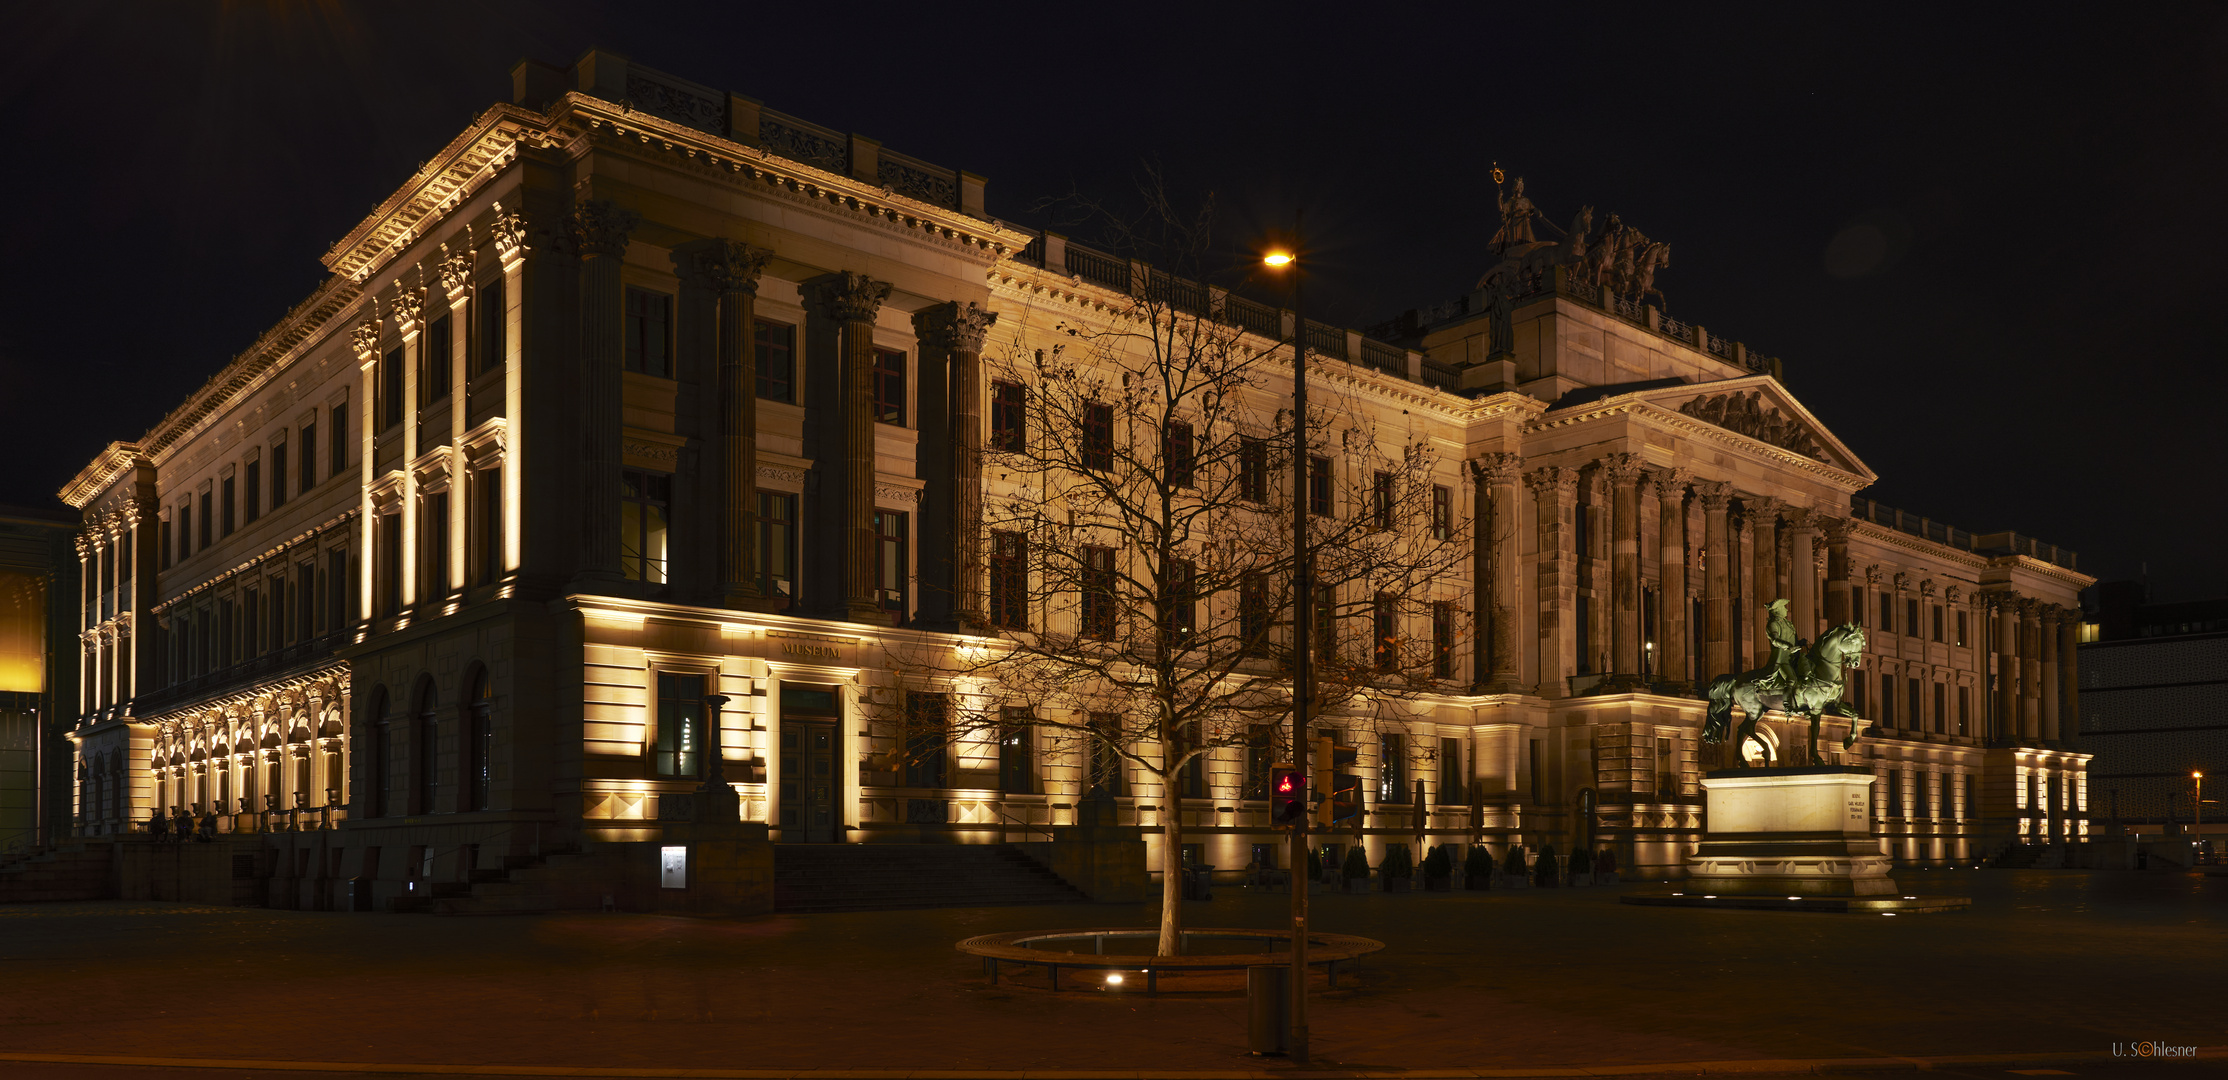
(1421, 845), (1453, 891)
(1380, 845), (1414, 892)
(1568, 845), (1594, 887)
(1498, 844), (1530, 889)
(1463, 845), (1494, 890)
(1340, 845), (1372, 892)
(1595, 847), (1619, 885)
(1533, 842), (1560, 888)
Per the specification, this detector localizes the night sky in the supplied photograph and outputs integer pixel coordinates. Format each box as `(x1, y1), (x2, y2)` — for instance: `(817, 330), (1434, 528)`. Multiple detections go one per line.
(5, 4), (2222, 601)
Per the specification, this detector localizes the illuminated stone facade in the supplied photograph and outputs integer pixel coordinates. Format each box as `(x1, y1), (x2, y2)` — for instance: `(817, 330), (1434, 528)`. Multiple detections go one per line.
(55, 50), (2090, 909)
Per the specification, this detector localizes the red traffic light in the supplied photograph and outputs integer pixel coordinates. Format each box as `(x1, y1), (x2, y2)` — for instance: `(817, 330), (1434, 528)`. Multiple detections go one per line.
(1270, 766), (1306, 827)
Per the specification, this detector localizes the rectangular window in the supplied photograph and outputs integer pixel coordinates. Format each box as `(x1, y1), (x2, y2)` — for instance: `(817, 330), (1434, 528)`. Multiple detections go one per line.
(1308, 457), (1332, 517)
(1374, 593), (1398, 673)
(270, 575), (287, 647)
(1239, 438), (1268, 503)
(1909, 677), (1924, 731)
(1958, 685), (1971, 736)
(1933, 682), (1947, 734)
(243, 587), (260, 657)
(1087, 713), (1124, 796)
(1439, 736), (1462, 804)
(990, 380), (1025, 451)
(270, 435), (288, 510)
(874, 509), (908, 621)
(620, 469), (672, 585)
(1879, 592), (1895, 633)
(178, 504), (191, 560)
(1079, 545), (1115, 639)
(757, 491), (796, 604)
(1080, 401), (1112, 471)
(1179, 750), (1206, 801)
(199, 491), (213, 548)
(1956, 610), (1968, 647)
(1164, 420), (1194, 488)
(1879, 673), (1896, 725)
(624, 287), (673, 377)
(422, 491), (450, 599)
(653, 672), (705, 779)
(477, 276), (506, 377)
(328, 549), (350, 632)
(383, 346), (405, 429)
(221, 477), (236, 537)
(873, 347), (906, 424)
(473, 468), (504, 587)
(1164, 558), (1195, 642)
(1906, 599), (1921, 638)
(330, 403), (349, 477)
(1312, 584), (1334, 659)
(754, 319), (794, 402)
(1379, 733), (1405, 803)
(1430, 485), (1452, 540)
(998, 708), (1034, 794)
(1372, 471), (1395, 530)
(159, 520), (171, 571)
(1931, 605), (1945, 643)
(296, 561), (315, 642)
(299, 421), (316, 495)
(380, 514), (403, 616)
(1240, 571), (1271, 655)
(990, 531), (1027, 629)
(1244, 725), (1274, 800)
(425, 314), (453, 402)
(244, 461), (261, 524)
(1432, 601), (1455, 679)
(903, 692), (948, 789)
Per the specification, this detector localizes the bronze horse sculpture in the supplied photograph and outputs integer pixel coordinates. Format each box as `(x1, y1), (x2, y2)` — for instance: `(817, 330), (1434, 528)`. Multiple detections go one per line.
(1703, 601), (1868, 767)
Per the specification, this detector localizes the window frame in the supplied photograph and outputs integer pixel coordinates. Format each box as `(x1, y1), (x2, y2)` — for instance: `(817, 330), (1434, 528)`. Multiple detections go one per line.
(989, 380), (1026, 452)
(1372, 471), (1395, 530)
(1163, 420), (1194, 488)
(1308, 457), (1332, 517)
(623, 286), (674, 378)
(619, 468), (674, 586)
(872, 347), (906, 425)
(1239, 438), (1268, 503)
(989, 530), (1027, 629)
(652, 671), (707, 780)
(1079, 544), (1116, 640)
(1430, 485), (1452, 540)
(756, 489), (798, 606)
(1080, 401), (1113, 471)
(754, 319), (796, 403)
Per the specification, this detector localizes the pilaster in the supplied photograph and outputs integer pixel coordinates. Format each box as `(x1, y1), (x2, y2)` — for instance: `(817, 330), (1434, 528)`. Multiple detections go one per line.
(1473, 453), (1523, 693)
(681, 239), (773, 609)
(807, 271), (893, 623)
(1648, 468), (1689, 688)
(1696, 481), (1733, 684)
(1525, 466), (1577, 694)
(1604, 453), (1643, 680)
(568, 198), (641, 583)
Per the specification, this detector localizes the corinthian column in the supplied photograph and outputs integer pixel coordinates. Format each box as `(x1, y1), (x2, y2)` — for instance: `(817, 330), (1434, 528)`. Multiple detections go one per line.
(1604, 453), (1644, 681)
(687, 240), (773, 608)
(1696, 481), (1734, 684)
(568, 199), (641, 581)
(1649, 469), (1689, 687)
(914, 301), (997, 630)
(808, 272), (893, 623)
(2019, 599), (2043, 743)
(1744, 496), (1782, 664)
(1820, 515), (1851, 629)
(1474, 453), (1523, 692)
(1991, 593), (2020, 743)
(1526, 466), (1577, 693)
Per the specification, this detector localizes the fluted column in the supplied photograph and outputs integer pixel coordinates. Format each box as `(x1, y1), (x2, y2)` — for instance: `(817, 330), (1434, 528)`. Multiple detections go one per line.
(1605, 453), (1643, 680)
(1526, 467), (1577, 693)
(1820, 516), (1851, 629)
(808, 272), (893, 622)
(2019, 599), (2043, 743)
(914, 301), (997, 630)
(1745, 497), (1782, 663)
(1649, 469), (1689, 687)
(1991, 594), (2020, 742)
(1783, 509), (1819, 640)
(569, 199), (641, 581)
(1474, 453), (1523, 692)
(687, 241), (773, 608)
(2039, 605), (2062, 744)
(1696, 481), (1733, 684)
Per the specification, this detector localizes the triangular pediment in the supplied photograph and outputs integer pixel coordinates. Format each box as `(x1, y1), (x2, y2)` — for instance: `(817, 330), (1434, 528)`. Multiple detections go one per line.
(1633, 375), (1875, 483)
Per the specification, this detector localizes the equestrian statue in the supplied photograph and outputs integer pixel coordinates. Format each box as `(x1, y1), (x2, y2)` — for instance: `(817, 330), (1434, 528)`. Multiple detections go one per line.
(1702, 599), (1868, 767)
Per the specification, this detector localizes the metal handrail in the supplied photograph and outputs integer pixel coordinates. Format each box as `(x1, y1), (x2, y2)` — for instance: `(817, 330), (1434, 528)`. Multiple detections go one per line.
(994, 804), (1055, 843)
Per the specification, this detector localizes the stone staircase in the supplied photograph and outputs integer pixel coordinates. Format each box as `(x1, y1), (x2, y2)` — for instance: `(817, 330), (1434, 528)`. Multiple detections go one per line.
(1993, 842), (2065, 869)
(0, 842), (116, 902)
(773, 843), (1088, 913)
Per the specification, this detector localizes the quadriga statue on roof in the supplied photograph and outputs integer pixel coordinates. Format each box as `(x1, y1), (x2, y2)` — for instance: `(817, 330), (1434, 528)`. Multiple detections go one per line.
(1475, 176), (1671, 304)
(1702, 599), (1868, 767)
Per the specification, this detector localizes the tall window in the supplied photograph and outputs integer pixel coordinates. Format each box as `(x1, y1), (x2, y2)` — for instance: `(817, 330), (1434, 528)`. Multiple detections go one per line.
(1439, 736), (1463, 803)
(328, 549), (350, 632)
(382, 346), (405, 429)
(1239, 438), (1268, 503)
(270, 575), (288, 648)
(1243, 725), (1274, 799)
(903, 692), (947, 789)
(1379, 733), (1406, 803)
(1931, 605), (1945, 643)
(1179, 749), (1206, 801)
(757, 491), (796, 604)
(296, 561), (315, 641)
(159, 519), (171, 571)
(1080, 545), (1115, 639)
(1430, 485), (1452, 540)
(1908, 677), (1923, 731)
(1432, 601), (1455, 679)
(1163, 420), (1194, 488)
(1087, 713), (1124, 796)
(473, 468), (504, 587)
(1879, 673), (1896, 725)
(199, 490), (213, 548)
(244, 587), (260, 656)
(1879, 593), (1895, 633)
(620, 469), (672, 585)
(1164, 559), (1195, 643)
(330, 403), (349, 477)
(299, 421), (316, 495)
(425, 314), (453, 402)
(1308, 457), (1332, 517)
(990, 380), (1025, 451)
(221, 476), (236, 537)
(415, 681), (440, 815)
(370, 691), (391, 818)
(1956, 610), (1968, 647)
(466, 669), (493, 811)
(874, 510), (908, 621)
(998, 708), (1033, 794)
(475, 276), (506, 377)
(624, 287), (673, 377)
(1080, 401), (1112, 471)
(1373, 593), (1400, 673)
(872, 348), (906, 424)
(179, 503), (192, 560)
(1933, 682), (1947, 735)
(244, 460), (262, 524)
(990, 531), (1026, 629)
(653, 672), (704, 779)
(1240, 572), (1271, 652)
(1958, 685), (1971, 736)
(1372, 472), (1395, 530)
(752, 319), (794, 402)
(1312, 584), (1334, 659)
(380, 514), (404, 616)
(422, 491), (450, 599)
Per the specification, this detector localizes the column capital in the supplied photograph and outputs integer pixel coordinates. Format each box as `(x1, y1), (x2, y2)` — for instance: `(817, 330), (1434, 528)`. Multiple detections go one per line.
(2037, 605), (2063, 628)
(1600, 451), (1645, 485)
(913, 300), (998, 353)
(1818, 514), (1853, 543)
(1693, 479), (1734, 512)
(489, 200), (530, 266)
(684, 238), (772, 296)
(1781, 505), (1816, 530)
(350, 311), (383, 360)
(1919, 577), (1938, 599)
(1523, 465), (1576, 495)
(1944, 584), (1963, 604)
(808, 271), (893, 324)
(567, 198), (641, 259)
(387, 288), (425, 334)
(1739, 493), (1784, 525)
(1470, 451), (1523, 486)
(1864, 563), (1882, 585)
(437, 240), (473, 300)
(1644, 466), (1690, 500)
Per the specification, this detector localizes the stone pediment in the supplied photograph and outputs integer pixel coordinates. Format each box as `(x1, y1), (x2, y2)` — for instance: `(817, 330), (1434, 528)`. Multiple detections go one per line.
(1639, 376), (1874, 482)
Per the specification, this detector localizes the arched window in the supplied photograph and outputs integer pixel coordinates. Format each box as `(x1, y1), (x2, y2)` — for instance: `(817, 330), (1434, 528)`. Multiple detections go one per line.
(369, 688), (391, 818)
(465, 667), (492, 811)
(415, 678), (440, 815)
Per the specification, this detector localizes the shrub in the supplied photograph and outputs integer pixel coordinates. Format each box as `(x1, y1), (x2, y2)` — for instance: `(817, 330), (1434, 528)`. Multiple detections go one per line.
(1570, 846), (1594, 875)
(1597, 847), (1617, 874)
(1341, 845), (1372, 880)
(1382, 845), (1414, 879)
(1422, 845), (1452, 880)
(1464, 845), (1494, 880)
(1501, 844), (1527, 877)
(1534, 843), (1560, 886)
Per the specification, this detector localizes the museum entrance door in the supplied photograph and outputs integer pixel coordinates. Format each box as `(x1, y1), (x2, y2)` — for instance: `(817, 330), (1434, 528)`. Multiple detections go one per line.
(780, 719), (838, 842)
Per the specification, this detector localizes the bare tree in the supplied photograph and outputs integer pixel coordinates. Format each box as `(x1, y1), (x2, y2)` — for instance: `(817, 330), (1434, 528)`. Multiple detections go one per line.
(878, 176), (1471, 955)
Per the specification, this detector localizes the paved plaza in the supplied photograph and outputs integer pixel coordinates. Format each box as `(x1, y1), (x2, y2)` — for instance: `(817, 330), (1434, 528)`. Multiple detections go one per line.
(0, 870), (2222, 1078)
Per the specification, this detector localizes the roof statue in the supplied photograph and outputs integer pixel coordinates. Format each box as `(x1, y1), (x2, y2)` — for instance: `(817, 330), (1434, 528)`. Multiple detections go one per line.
(1476, 178), (1671, 307)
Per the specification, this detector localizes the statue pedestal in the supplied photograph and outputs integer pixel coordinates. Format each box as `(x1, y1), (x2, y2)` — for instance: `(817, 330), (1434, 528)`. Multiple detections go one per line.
(1685, 767), (1894, 896)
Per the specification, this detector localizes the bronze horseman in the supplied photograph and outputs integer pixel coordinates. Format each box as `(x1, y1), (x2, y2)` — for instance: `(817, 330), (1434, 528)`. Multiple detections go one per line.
(1703, 599), (1868, 767)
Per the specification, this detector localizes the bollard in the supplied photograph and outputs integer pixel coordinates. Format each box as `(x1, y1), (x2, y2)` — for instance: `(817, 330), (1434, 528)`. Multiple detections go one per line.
(1246, 964), (1288, 1054)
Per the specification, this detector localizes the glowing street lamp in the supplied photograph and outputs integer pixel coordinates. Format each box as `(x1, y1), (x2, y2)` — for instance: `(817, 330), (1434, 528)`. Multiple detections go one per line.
(1262, 227), (1309, 1064)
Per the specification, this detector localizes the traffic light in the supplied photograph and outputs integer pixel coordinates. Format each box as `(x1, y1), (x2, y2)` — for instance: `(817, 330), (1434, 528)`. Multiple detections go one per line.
(1269, 766), (1306, 827)
(1315, 738), (1361, 826)
(1313, 737), (1336, 825)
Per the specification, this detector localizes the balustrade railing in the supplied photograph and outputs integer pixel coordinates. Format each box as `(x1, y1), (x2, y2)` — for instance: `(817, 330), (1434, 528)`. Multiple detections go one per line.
(1225, 296), (1281, 338)
(1063, 245), (1130, 292)
(759, 109), (848, 174)
(876, 148), (959, 209)
(1304, 321), (1348, 361)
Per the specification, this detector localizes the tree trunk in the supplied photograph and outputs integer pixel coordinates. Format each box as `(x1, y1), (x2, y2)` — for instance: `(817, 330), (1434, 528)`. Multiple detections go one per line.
(1157, 741), (1185, 957)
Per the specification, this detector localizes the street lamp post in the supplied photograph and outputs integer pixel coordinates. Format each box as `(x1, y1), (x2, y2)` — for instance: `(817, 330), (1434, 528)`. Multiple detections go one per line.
(1264, 220), (1309, 1065)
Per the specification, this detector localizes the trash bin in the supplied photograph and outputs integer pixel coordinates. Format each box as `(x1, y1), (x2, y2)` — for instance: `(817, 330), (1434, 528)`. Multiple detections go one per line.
(1247, 964), (1288, 1054)
(348, 876), (374, 912)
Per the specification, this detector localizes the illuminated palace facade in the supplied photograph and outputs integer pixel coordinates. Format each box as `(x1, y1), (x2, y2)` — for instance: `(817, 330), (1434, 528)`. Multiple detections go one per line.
(58, 51), (2090, 907)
